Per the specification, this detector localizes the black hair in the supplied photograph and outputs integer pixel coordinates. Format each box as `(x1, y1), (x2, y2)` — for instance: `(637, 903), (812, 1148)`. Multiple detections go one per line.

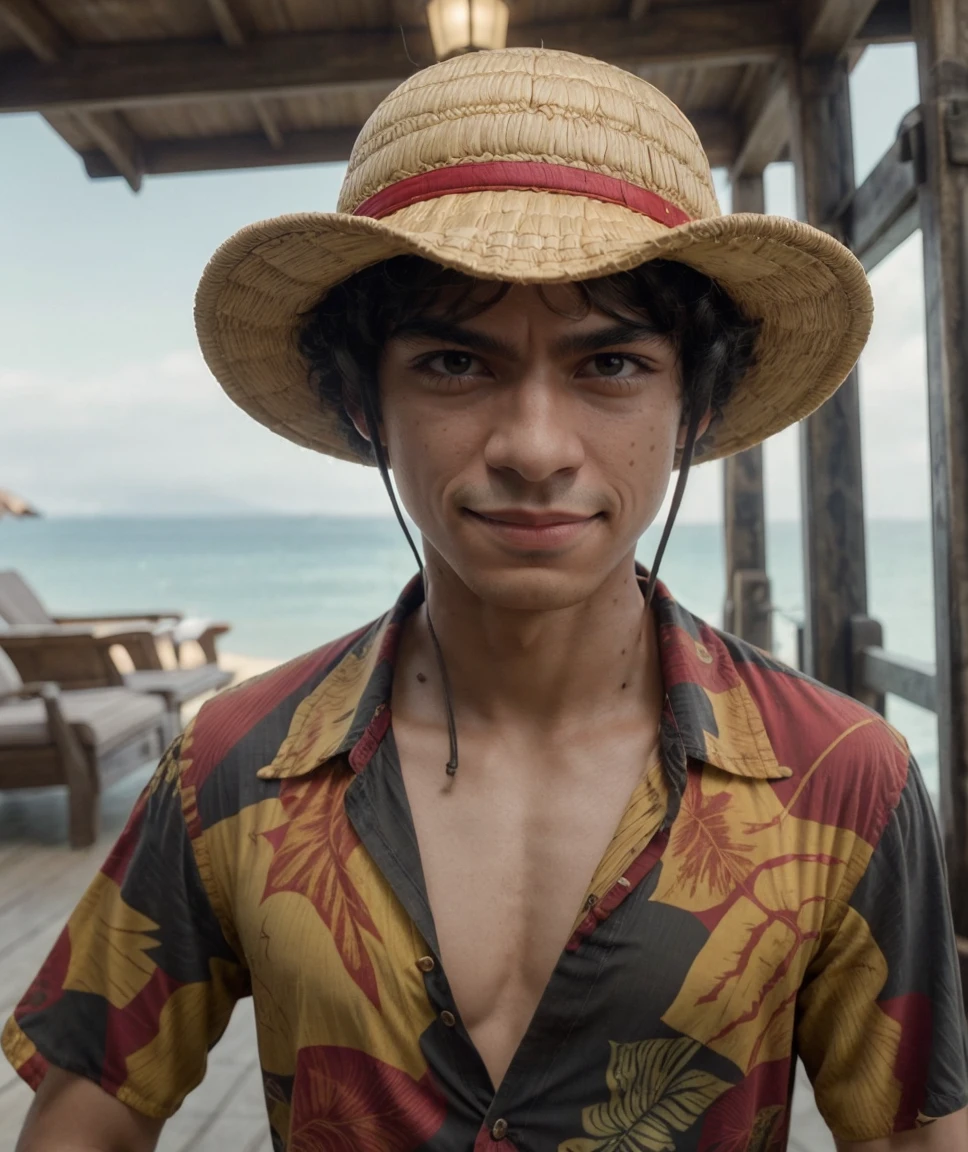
(298, 255), (760, 463)
(297, 255), (760, 779)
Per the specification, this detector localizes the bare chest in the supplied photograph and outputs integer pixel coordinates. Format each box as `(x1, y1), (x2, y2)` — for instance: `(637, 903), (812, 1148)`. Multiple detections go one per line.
(395, 723), (653, 1087)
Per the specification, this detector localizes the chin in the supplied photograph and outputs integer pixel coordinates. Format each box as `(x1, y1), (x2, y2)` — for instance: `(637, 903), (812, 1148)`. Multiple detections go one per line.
(448, 561), (608, 612)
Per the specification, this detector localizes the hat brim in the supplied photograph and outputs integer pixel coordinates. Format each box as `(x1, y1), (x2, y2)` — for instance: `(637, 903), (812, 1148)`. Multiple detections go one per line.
(194, 189), (873, 465)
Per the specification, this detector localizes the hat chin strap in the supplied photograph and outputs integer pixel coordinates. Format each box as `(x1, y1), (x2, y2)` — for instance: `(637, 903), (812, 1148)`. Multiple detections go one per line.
(359, 390), (460, 778)
(360, 387), (705, 780)
(643, 402), (705, 610)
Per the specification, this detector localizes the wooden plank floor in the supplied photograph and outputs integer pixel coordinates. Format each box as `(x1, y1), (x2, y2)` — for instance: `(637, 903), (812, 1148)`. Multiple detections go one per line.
(0, 762), (834, 1152)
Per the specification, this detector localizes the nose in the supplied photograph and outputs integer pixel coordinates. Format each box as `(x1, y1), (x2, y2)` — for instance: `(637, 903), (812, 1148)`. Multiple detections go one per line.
(482, 375), (585, 483)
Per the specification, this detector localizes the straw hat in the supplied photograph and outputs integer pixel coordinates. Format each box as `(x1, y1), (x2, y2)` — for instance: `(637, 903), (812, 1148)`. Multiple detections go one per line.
(195, 48), (873, 466)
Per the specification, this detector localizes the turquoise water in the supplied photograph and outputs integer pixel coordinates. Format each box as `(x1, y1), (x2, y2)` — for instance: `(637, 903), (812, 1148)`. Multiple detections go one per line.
(0, 515), (939, 795)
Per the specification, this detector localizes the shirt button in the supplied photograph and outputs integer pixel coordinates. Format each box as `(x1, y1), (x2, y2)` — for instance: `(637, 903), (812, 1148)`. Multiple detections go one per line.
(415, 955), (435, 972)
(491, 1119), (509, 1141)
(440, 1010), (457, 1027)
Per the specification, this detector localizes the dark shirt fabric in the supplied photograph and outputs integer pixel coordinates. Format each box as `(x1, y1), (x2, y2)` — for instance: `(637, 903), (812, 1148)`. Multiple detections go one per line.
(5, 573), (968, 1151)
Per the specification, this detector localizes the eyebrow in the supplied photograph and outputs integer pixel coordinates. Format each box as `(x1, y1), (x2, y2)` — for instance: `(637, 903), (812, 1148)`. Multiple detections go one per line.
(391, 318), (517, 358)
(390, 317), (671, 360)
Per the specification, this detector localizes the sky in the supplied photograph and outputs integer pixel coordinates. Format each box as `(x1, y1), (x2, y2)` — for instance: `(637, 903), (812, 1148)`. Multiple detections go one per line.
(0, 45), (929, 523)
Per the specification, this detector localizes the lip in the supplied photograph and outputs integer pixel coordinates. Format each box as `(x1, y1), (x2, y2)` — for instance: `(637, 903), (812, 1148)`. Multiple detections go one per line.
(463, 508), (600, 550)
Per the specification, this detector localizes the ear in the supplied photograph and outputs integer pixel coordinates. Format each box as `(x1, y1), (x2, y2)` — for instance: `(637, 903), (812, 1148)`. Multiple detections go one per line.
(343, 386), (388, 456)
(676, 408), (713, 450)
(344, 390), (370, 444)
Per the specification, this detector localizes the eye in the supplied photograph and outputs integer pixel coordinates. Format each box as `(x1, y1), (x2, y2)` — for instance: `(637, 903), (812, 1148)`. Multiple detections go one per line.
(422, 351), (486, 377)
(585, 354), (650, 379)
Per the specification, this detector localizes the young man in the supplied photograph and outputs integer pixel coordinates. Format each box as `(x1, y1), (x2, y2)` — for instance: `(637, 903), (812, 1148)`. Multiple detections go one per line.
(6, 48), (968, 1152)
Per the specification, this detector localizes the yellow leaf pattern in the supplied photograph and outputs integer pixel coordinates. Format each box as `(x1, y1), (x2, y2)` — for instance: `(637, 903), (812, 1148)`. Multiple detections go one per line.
(559, 1038), (731, 1152)
(746, 1104), (784, 1151)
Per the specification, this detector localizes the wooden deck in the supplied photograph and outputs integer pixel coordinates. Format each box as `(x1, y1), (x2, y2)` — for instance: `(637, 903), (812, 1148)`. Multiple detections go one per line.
(0, 762), (833, 1152)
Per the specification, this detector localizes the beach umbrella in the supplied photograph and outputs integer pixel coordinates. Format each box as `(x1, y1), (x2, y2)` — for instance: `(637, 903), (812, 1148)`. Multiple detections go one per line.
(0, 489), (40, 518)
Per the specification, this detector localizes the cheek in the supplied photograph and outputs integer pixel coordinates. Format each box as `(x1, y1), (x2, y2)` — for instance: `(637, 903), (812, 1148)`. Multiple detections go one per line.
(382, 403), (475, 523)
(597, 401), (680, 522)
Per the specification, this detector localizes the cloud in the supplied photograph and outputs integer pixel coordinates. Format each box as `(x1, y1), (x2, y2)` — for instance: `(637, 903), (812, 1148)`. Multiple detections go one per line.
(0, 351), (390, 515)
(0, 233), (932, 522)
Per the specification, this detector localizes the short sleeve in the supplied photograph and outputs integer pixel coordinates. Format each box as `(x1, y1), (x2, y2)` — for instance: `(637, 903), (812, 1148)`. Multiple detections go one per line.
(796, 755), (968, 1142)
(1, 737), (250, 1120)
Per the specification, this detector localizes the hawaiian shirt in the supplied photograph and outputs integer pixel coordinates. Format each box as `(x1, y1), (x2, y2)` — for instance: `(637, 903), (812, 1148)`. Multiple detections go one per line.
(4, 575), (968, 1151)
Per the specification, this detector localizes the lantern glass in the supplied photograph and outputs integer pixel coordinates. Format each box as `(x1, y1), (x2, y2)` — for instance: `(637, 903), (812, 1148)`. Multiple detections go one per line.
(426, 0), (510, 59)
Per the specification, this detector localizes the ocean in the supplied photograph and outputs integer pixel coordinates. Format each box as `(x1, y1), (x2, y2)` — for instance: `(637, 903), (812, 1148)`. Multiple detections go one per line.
(0, 515), (940, 799)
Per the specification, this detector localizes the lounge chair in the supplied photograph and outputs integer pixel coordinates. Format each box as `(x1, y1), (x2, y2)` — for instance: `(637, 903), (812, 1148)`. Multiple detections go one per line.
(0, 569), (230, 668)
(0, 624), (234, 743)
(0, 647), (166, 847)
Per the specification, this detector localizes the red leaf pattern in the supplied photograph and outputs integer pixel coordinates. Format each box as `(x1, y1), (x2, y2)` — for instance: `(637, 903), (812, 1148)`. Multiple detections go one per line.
(672, 775), (754, 899)
(262, 773), (383, 1009)
(290, 1046), (446, 1152)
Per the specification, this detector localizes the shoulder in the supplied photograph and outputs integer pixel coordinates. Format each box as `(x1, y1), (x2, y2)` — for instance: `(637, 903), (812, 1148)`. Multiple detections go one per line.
(174, 616), (384, 802)
(696, 612), (911, 846)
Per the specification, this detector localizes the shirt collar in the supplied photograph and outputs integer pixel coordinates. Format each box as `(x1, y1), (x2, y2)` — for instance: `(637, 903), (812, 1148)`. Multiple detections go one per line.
(258, 570), (790, 783)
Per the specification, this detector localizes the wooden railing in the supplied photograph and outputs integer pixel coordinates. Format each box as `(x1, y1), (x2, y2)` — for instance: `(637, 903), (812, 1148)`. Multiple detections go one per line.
(848, 614), (938, 716)
(788, 614), (939, 718)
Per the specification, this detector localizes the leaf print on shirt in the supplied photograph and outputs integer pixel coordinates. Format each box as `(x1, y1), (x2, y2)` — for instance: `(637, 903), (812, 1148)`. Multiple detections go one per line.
(745, 1105), (785, 1151)
(289, 1046), (446, 1152)
(672, 775), (754, 899)
(559, 1037), (731, 1152)
(262, 772), (383, 1009)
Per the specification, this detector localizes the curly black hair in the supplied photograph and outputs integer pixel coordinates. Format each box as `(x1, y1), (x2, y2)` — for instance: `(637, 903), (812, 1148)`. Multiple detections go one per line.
(298, 255), (760, 463)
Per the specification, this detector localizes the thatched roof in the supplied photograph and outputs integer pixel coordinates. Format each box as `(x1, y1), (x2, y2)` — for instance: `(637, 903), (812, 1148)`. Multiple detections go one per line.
(0, 1), (910, 190)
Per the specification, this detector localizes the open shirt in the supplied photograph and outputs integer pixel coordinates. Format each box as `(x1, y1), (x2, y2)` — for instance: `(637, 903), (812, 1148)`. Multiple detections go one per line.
(5, 574), (968, 1150)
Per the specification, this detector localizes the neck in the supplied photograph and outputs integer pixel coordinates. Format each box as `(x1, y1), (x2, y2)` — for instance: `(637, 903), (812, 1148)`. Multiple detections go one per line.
(407, 551), (660, 732)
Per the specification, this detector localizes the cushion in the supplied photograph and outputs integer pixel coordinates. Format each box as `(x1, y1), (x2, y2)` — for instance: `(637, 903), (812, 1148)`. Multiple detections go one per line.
(123, 665), (233, 705)
(0, 687), (166, 752)
(0, 646), (23, 693)
(0, 570), (51, 626)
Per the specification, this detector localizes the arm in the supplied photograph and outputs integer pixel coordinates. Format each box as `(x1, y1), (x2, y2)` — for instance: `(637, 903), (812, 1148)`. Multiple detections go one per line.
(17, 1068), (163, 1152)
(836, 1107), (968, 1150)
(797, 755), (968, 1144)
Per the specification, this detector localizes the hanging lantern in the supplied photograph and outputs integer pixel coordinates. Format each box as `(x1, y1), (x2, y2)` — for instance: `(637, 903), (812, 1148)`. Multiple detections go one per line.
(425, 0), (510, 60)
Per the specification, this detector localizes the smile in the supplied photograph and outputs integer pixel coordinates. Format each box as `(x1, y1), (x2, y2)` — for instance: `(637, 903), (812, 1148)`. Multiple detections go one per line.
(463, 509), (601, 549)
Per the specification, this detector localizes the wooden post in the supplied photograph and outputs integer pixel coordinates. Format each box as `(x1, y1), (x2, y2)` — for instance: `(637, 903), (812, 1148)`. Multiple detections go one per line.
(910, 0), (968, 934)
(789, 57), (870, 694)
(723, 173), (773, 652)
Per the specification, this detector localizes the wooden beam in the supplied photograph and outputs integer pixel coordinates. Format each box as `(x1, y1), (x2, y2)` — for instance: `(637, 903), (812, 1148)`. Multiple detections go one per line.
(251, 98), (284, 149)
(857, 644), (938, 713)
(910, 0), (968, 937)
(205, 0), (284, 150)
(0, 0), (144, 190)
(79, 116), (737, 179)
(849, 614), (886, 714)
(689, 110), (740, 168)
(857, 0), (913, 44)
(206, 0), (245, 47)
(723, 171), (772, 651)
(841, 110), (920, 271)
(0, 6), (794, 114)
(731, 62), (790, 178)
(81, 127), (362, 178)
(789, 56), (871, 696)
(628, 0), (653, 17)
(800, 0), (882, 57)
(73, 110), (144, 190)
(0, 0), (64, 62)
(76, 108), (731, 180)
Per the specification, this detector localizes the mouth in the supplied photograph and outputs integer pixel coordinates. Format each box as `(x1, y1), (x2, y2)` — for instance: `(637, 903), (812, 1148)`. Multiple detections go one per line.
(463, 508), (602, 550)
